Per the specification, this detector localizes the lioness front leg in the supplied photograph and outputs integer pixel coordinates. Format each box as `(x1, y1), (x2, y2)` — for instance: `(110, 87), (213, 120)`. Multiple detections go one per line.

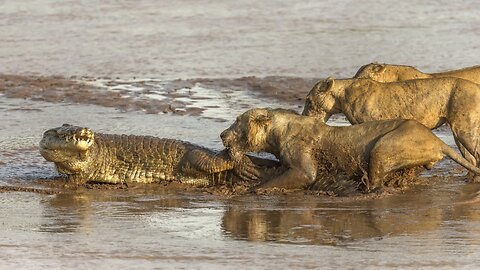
(224, 148), (265, 181)
(257, 167), (315, 189)
(455, 141), (478, 181)
(227, 151), (283, 182)
(449, 92), (480, 181)
(233, 155), (262, 181)
(451, 132), (480, 182)
(257, 154), (317, 189)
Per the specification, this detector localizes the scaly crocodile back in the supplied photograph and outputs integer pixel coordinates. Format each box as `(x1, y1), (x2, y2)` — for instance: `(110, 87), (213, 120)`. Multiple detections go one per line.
(82, 134), (234, 186)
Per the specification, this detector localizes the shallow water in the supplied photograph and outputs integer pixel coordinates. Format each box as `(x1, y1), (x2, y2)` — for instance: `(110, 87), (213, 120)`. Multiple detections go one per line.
(1, 0), (480, 269)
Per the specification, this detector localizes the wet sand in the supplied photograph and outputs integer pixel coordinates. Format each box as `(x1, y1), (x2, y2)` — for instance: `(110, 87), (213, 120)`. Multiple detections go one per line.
(1, 0), (480, 269)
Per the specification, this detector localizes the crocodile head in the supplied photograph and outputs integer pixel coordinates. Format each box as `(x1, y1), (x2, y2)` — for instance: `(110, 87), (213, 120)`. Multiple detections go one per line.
(39, 124), (95, 175)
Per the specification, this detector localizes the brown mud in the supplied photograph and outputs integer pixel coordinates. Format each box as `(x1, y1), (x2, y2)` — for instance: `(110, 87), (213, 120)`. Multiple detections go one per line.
(0, 169), (454, 202)
(0, 74), (315, 117)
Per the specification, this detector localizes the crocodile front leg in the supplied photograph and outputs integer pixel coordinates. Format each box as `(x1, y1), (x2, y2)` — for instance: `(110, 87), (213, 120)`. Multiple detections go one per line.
(221, 148), (260, 181)
(185, 147), (282, 183)
(225, 148), (283, 182)
(186, 148), (234, 173)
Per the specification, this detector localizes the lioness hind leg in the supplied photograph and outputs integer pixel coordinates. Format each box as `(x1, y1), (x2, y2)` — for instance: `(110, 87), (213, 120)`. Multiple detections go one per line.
(368, 122), (444, 191)
(257, 153), (317, 189)
(367, 157), (387, 191)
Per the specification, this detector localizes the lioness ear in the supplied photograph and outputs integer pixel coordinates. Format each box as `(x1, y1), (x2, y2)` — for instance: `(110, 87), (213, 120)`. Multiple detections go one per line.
(324, 77), (335, 91)
(254, 113), (271, 127)
(245, 110), (271, 149)
(373, 64), (386, 73)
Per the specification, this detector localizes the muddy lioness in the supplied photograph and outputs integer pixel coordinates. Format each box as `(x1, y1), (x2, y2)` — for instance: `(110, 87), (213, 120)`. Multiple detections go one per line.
(354, 63), (480, 84)
(302, 77), (480, 180)
(221, 108), (480, 191)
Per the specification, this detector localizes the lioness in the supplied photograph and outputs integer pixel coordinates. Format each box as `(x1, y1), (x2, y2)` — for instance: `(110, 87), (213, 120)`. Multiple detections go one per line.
(354, 63), (480, 84)
(221, 108), (480, 191)
(302, 77), (480, 180)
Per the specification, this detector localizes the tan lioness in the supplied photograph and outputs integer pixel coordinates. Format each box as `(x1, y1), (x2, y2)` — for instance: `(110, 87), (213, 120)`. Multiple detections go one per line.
(354, 63), (480, 84)
(221, 108), (480, 191)
(302, 77), (480, 180)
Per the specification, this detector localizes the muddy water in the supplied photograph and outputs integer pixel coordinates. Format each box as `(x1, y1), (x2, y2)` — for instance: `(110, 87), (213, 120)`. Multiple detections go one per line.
(1, 0), (480, 269)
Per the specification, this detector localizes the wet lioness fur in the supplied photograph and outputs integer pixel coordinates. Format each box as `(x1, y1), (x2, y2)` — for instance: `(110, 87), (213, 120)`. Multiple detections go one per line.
(302, 77), (480, 180)
(354, 63), (480, 84)
(221, 108), (480, 191)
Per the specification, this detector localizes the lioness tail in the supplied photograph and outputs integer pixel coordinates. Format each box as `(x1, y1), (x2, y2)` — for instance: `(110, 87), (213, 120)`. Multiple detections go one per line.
(441, 144), (480, 175)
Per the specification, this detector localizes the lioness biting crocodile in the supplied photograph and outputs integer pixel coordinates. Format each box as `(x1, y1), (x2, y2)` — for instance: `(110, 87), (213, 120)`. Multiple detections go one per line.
(302, 77), (480, 181)
(221, 108), (480, 192)
(354, 63), (480, 84)
(39, 124), (279, 186)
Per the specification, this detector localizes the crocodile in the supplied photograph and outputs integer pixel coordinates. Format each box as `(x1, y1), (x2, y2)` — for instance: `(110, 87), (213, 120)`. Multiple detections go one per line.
(39, 124), (278, 186)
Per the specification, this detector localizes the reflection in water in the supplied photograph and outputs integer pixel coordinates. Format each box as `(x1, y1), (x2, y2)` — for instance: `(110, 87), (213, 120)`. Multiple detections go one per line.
(37, 178), (480, 247)
(40, 192), (91, 233)
(38, 186), (195, 234)
(222, 180), (480, 245)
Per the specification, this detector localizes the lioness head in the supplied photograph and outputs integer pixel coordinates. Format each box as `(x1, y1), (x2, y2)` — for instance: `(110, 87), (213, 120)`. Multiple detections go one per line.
(221, 108), (272, 158)
(354, 63), (429, 82)
(302, 77), (341, 121)
(354, 63), (388, 81)
(221, 108), (300, 158)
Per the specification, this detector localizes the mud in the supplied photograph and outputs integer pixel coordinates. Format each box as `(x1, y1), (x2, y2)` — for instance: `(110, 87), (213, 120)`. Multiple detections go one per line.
(0, 74), (312, 118)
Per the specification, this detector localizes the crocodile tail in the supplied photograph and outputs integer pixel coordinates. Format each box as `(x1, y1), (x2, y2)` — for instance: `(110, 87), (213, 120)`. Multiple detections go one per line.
(180, 170), (233, 186)
(188, 148), (234, 173)
(441, 144), (480, 175)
